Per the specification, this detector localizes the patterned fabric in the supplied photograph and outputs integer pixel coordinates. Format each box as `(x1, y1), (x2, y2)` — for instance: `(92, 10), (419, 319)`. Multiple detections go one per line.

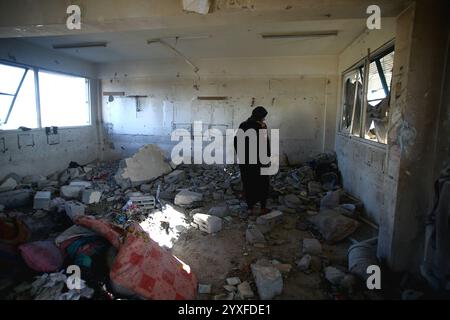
(75, 216), (197, 300)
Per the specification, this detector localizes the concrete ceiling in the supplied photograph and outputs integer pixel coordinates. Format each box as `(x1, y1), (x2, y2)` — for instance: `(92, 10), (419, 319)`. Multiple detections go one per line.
(0, 0), (411, 38)
(21, 19), (374, 63)
(1, 0), (409, 64)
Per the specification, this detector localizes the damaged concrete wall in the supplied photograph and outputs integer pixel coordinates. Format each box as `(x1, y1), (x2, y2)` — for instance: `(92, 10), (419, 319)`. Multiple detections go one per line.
(378, 0), (450, 273)
(98, 56), (338, 165)
(335, 19), (396, 224)
(0, 39), (101, 180)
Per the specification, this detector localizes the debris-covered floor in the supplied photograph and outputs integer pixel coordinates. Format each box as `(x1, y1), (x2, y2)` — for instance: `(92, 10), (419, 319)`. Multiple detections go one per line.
(0, 148), (422, 300)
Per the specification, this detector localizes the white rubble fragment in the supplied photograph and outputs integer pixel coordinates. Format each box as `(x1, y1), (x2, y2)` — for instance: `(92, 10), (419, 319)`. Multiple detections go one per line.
(226, 277), (241, 286)
(246, 225), (266, 244)
(0, 177), (18, 192)
(256, 210), (284, 233)
(64, 201), (86, 222)
(223, 285), (237, 292)
(81, 190), (102, 204)
(251, 261), (283, 300)
(60, 185), (83, 199)
(207, 206), (229, 218)
(33, 191), (52, 210)
(114, 144), (172, 188)
(182, 0), (210, 15)
(193, 213), (222, 234)
(175, 190), (203, 206)
(297, 254), (311, 271)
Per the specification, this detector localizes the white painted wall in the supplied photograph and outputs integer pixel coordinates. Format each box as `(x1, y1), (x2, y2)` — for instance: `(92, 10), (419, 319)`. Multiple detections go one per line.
(0, 39), (100, 180)
(335, 18), (396, 223)
(98, 56), (338, 164)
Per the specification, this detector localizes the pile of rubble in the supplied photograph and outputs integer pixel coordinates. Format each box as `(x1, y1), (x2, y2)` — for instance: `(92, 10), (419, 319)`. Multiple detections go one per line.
(0, 145), (380, 300)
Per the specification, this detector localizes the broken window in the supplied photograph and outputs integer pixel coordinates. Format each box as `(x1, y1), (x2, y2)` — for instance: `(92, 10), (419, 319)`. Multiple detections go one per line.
(340, 43), (395, 144)
(39, 71), (91, 127)
(364, 49), (394, 144)
(0, 63), (37, 130)
(341, 66), (364, 137)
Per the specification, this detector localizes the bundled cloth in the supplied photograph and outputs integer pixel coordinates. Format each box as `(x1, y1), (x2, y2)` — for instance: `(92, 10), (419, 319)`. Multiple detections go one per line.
(74, 215), (198, 300)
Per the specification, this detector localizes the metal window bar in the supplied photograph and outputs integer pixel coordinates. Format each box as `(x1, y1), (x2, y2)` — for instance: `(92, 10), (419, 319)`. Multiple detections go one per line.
(360, 49), (371, 138)
(375, 59), (389, 97)
(4, 68), (28, 124)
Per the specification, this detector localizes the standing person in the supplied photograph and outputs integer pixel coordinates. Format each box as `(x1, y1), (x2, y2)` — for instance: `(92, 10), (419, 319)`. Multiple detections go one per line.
(234, 106), (271, 217)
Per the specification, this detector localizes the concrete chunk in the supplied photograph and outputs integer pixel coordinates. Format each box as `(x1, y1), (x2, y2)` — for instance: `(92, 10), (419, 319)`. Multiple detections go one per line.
(60, 186), (83, 199)
(64, 201), (86, 222)
(256, 210), (284, 233)
(226, 277), (241, 286)
(297, 254), (311, 271)
(0, 176), (19, 192)
(207, 206), (229, 218)
(302, 238), (322, 255)
(251, 262), (283, 300)
(33, 191), (52, 210)
(238, 281), (254, 299)
(174, 190), (203, 206)
(114, 144), (172, 188)
(81, 190), (102, 204)
(246, 225), (266, 244)
(192, 213), (222, 233)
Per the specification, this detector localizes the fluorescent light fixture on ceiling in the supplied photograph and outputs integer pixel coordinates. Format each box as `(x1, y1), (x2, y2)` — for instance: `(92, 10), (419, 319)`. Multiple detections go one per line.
(52, 42), (108, 49)
(261, 31), (338, 39)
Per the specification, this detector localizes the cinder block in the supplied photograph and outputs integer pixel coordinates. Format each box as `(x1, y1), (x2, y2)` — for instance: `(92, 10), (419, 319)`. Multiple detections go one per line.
(33, 191), (52, 210)
(82, 190), (102, 204)
(128, 195), (156, 209)
(193, 213), (222, 234)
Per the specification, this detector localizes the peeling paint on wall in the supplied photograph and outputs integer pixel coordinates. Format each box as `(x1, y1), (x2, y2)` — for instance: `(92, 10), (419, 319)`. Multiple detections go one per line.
(397, 120), (417, 156)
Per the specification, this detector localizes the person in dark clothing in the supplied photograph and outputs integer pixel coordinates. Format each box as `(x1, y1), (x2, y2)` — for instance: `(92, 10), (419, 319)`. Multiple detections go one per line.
(234, 106), (271, 216)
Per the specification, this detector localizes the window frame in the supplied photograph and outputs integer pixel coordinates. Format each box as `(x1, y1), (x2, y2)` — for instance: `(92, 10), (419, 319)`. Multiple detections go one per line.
(339, 40), (395, 145)
(0, 59), (92, 132)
